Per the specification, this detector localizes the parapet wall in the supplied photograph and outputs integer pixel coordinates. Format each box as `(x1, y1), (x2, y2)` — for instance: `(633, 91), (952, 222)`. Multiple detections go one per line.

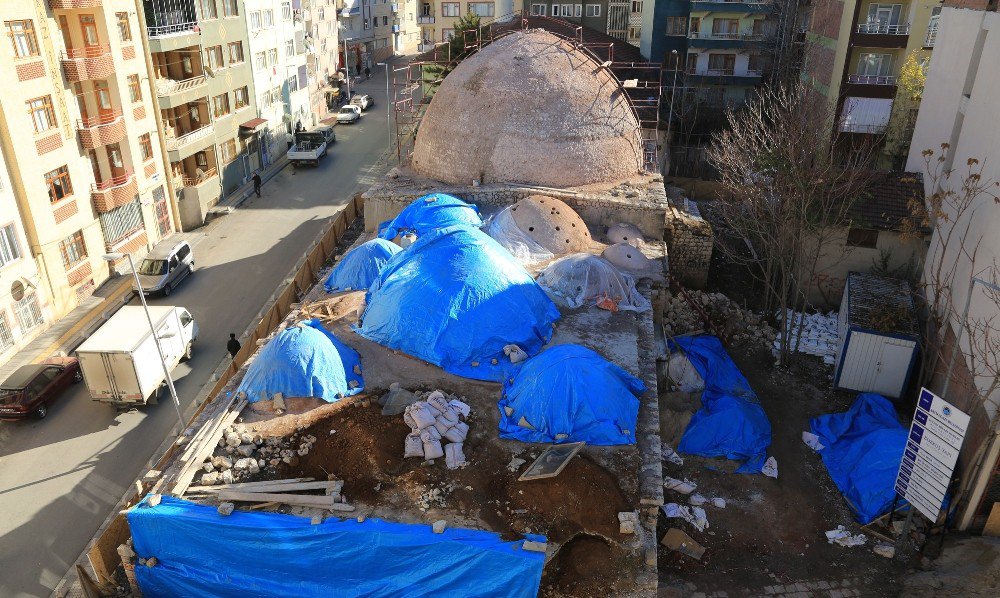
(665, 202), (713, 289)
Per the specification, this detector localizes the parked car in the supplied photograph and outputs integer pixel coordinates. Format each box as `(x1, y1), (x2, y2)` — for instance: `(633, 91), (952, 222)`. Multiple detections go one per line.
(0, 357), (81, 420)
(337, 105), (362, 124)
(133, 239), (194, 297)
(314, 125), (336, 145)
(288, 131), (328, 166)
(350, 94), (374, 111)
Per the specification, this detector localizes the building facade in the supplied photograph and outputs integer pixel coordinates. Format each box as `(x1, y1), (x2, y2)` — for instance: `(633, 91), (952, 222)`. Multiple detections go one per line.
(305, 0), (341, 120)
(340, 0), (398, 70)
(0, 0), (174, 335)
(141, 0), (261, 229)
(523, 1), (644, 46)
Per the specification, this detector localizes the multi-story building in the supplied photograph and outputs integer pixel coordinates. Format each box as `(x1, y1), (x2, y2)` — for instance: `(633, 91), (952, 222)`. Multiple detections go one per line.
(416, 0), (513, 49)
(246, 0), (312, 163)
(523, 1), (644, 46)
(805, 0), (942, 166)
(305, 0), (341, 120)
(340, 0), (398, 70)
(141, 0), (262, 229)
(0, 0), (174, 332)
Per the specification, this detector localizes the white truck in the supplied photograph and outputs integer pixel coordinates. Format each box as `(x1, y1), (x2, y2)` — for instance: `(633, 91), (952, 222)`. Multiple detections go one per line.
(76, 306), (199, 407)
(287, 131), (328, 166)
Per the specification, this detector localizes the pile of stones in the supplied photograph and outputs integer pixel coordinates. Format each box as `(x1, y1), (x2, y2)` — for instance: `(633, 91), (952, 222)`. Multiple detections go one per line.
(199, 425), (317, 485)
(663, 290), (776, 347)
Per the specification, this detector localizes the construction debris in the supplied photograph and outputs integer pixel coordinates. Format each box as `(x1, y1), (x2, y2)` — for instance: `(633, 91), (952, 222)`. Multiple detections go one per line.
(618, 511), (639, 535)
(664, 477), (697, 495)
(518, 442), (585, 481)
(217, 502), (235, 516)
(874, 543), (896, 559)
(825, 525), (868, 547)
(662, 290), (775, 347)
(398, 389), (471, 467)
(661, 445), (684, 466)
(661, 528), (706, 561)
(663, 503), (709, 532)
(774, 309), (839, 364)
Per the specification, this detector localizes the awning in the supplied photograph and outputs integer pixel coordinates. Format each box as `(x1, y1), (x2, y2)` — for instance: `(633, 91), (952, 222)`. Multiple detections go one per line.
(239, 118), (267, 133)
(839, 98), (893, 134)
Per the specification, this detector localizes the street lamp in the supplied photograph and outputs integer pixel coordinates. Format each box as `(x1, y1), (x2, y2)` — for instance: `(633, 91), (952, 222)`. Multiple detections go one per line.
(666, 49), (680, 152)
(342, 37), (353, 100)
(378, 62), (393, 154)
(102, 252), (185, 433)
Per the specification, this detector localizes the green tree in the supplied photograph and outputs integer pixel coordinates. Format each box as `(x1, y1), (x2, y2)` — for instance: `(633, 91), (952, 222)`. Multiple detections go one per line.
(882, 51), (927, 169)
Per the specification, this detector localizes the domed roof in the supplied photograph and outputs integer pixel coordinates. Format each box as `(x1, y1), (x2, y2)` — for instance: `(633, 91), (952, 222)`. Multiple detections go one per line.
(411, 30), (644, 188)
(510, 195), (590, 254)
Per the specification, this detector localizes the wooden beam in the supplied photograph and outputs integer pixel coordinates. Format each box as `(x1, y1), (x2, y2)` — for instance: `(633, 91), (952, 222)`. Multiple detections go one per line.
(186, 477), (316, 493)
(217, 491), (356, 511)
(189, 481), (342, 495)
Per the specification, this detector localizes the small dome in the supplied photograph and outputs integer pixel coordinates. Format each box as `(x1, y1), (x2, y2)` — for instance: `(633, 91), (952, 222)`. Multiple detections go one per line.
(606, 223), (645, 247)
(509, 195), (590, 254)
(602, 242), (654, 272)
(411, 30), (644, 187)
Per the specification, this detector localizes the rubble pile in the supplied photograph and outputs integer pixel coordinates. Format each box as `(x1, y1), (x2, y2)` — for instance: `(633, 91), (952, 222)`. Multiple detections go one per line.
(391, 388), (472, 470)
(199, 424), (318, 486)
(662, 290), (775, 347)
(774, 309), (839, 365)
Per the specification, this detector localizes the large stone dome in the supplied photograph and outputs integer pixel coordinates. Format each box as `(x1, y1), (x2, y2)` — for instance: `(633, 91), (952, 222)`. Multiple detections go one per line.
(411, 30), (644, 188)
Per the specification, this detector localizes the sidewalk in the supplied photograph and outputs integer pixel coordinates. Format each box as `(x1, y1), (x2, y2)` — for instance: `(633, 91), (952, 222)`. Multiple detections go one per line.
(206, 153), (291, 218)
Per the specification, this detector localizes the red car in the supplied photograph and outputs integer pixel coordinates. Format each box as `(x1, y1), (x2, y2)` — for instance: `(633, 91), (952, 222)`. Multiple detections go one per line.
(0, 357), (81, 420)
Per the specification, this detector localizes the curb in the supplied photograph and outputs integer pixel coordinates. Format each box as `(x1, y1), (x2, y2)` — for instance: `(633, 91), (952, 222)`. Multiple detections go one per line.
(30, 277), (133, 365)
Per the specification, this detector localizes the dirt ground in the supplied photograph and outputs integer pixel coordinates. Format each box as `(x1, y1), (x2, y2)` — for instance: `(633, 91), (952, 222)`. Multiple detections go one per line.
(658, 344), (913, 596)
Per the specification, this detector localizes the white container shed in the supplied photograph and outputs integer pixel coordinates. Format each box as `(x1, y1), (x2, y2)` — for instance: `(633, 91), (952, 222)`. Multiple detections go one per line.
(833, 272), (920, 399)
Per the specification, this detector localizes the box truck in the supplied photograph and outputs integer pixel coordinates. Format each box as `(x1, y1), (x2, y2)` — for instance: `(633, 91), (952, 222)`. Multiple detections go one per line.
(76, 306), (199, 407)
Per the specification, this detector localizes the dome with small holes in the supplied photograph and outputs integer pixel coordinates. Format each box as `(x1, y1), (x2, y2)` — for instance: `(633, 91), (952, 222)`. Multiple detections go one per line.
(510, 195), (590, 254)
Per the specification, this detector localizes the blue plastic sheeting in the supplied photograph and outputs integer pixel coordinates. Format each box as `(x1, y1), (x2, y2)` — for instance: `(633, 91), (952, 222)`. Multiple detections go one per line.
(359, 225), (560, 381)
(498, 344), (645, 445)
(236, 319), (363, 403)
(378, 193), (483, 240)
(810, 393), (909, 524)
(128, 495), (545, 598)
(324, 238), (401, 292)
(673, 335), (772, 473)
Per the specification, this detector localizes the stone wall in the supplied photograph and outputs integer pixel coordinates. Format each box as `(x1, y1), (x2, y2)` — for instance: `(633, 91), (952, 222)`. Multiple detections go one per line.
(664, 203), (713, 289)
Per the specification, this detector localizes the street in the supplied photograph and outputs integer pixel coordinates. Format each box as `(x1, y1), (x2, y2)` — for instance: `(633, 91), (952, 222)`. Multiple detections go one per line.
(0, 71), (392, 598)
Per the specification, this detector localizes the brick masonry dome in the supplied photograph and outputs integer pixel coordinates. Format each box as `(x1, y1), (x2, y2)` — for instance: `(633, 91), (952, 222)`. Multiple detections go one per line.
(411, 30), (645, 188)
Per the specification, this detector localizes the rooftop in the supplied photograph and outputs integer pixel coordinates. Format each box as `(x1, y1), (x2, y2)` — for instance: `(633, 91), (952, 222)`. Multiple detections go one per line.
(849, 171), (924, 232)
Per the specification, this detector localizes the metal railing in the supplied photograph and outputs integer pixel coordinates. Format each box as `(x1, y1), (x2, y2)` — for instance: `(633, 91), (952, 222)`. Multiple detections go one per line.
(147, 21), (198, 38)
(847, 74), (898, 85)
(417, 15), (435, 24)
(62, 44), (111, 59)
(925, 26), (938, 47)
(687, 68), (764, 77)
(181, 167), (217, 187)
(155, 75), (207, 96)
(92, 168), (134, 192)
(164, 125), (213, 150)
(856, 23), (910, 35)
(689, 31), (766, 41)
(77, 109), (123, 129)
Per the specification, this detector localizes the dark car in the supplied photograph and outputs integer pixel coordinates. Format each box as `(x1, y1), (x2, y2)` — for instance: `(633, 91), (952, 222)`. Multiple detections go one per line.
(0, 357), (81, 420)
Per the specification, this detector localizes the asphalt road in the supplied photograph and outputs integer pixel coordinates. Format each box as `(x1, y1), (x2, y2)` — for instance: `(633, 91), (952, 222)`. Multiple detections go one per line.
(0, 71), (392, 597)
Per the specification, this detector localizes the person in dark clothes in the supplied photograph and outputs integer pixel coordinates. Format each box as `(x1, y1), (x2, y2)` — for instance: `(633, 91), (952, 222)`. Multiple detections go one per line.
(364, 66), (371, 80)
(227, 333), (241, 358)
(252, 172), (262, 198)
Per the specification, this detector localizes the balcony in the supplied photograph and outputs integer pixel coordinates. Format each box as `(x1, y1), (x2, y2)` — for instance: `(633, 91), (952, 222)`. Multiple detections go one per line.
(847, 74), (897, 85)
(91, 169), (137, 213)
(853, 22), (911, 48)
(391, 3), (399, 12)
(165, 125), (214, 161)
(155, 75), (208, 108)
(843, 74), (898, 99)
(76, 110), (126, 149)
(49, 0), (102, 8)
(685, 67), (764, 85)
(688, 31), (767, 49)
(419, 42), (439, 53)
(177, 167), (220, 207)
(61, 45), (114, 81)
(418, 16), (435, 24)
(690, 0), (773, 13)
(925, 26), (938, 48)
(145, 14), (200, 52)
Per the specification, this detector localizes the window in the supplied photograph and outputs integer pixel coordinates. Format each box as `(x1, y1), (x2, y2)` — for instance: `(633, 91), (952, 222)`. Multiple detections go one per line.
(219, 138), (238, 163)
(14, 294), (42, 333)
(574, 4), (582, 17)
(44, 166), (72, 203)
(364, 18), (370, 30)
(712, 18), (739, 35)
(59, 231), (87, 269)
(690, 17), (700, 34)
(665, 16), (686, 35)
(287, 74), (298, 92)
(212, 93), (231, 118)
(0, 224), (21, 267)
(846, 228), (879, 248)
(127, 74), (141, 103)
(468, 2), (495, 17)
(857, 53), (892, 76)
(228, 41), (244, 64)
(530, 4), (546, 15)
(286, 39), (295, 57)
(865, 3), (903, 31)
(268, 48), (278, 65)
(631, 1), (642, 11)
(254, 51), (266, 70)
(318, 7), (325, 20)
(98, 198), (143, 246)
(139, 133), (153, 161)
(443, 2), (460, 16)
(585, 4), (600, 17)
(557, 4), (570, 16)
(5, 20), (38, 58)
(199, 0), (218, 20)
(628, 26), (640, 39)
(27, 96), (55, 133)
(0, 313), (13, 352)
(707, 53), (735, 73)
(263, 9), (274, 26)
(752, 18), (765, 36)
(250, 11), (262, 30)
(373, 16), (379, 27)
(234, 86), (249, 109)
(383, 16), (388, 25)
(205, 45), (224, 71)
(282, 2), (292, 20)
(686, 52), (698, 72)
(116, 12), (131, 42)
(223, 0), (239, 17)
(442, 28), (454, 40)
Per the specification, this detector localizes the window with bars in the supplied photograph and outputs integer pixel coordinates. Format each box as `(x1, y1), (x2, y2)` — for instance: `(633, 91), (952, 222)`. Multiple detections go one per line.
(0, 312), (14, 352)
(263, 9), (274, 27)
(250, 11), (262, 30)
(0, 224), (21, 267)
(139, 133), (153, 161)
(5, 20), (38, 58)
(116, 12), (131, 41)
(282, 2), (292, 20)
(212, 93), (231, 118)
(27, 96), (56, 133)
(285, 39), (295, 57)
(99, 197), (143, 247)
(59, 231), (87, 270)
(228, 41), (244, 64)
(128, 74), (142, 103)
(44, 166), (73, 203)
(14, 294), (43, 334)
(268, 49), (278, 66)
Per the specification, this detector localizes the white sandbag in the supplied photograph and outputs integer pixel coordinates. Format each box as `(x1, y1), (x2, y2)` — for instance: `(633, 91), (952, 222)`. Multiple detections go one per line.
(407, 402), (437, 430)
(420, 426), (441, 442)
(402, 409), (418, 431)
(664, 477), (697, 495)
(445, 442), (467, 469)
(802, 431), (825, 451)
(436, 408), (459, 427)
(426, 392), (450, 415)
(504, 344), (529, 363)
(537, 253), (651, 312)
(762, 456), (779, 479)
(661, 445), (685, 466)
(433, 420), (451, 436)
(404, 433), (424, 458)
(444, 421), (469, 443)
(825, 525), (867, 547)
(423, 438), (444, 460)
(449, 399), (471, 418)
(666, 351), (705, 393)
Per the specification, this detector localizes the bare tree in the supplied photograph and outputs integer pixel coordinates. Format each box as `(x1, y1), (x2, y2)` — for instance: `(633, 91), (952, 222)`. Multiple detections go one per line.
(707, 81), (878, 364)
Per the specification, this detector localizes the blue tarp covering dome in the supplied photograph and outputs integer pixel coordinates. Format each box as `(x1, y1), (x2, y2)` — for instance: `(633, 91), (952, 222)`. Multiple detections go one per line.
(810, 393), (909, 524)
(673, 335), (772, 473)
(324, 238), (401, 292)
(498, 344), (645, 445)
(358, 225), (560, 381)
(377, 193), (483, 240)
(236, 319), (363, 403)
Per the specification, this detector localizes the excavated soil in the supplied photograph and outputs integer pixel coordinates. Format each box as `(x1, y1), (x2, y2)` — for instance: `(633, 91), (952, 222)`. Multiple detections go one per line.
(541, 534), (633, 597)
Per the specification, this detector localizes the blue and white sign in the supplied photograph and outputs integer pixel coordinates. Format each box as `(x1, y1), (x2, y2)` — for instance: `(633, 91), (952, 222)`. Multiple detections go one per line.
(895, 387), (970, 520)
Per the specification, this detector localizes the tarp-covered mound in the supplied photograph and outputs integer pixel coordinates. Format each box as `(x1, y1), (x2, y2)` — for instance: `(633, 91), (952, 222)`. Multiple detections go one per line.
(128, 495), (545, 597)
(498, 344), (645, 445)
(324, 238), (401, 292)
(237, 319), (363, 403)
(673, 335), (772, 473)
(810, 393), (908, 524)
(378, 193), (483, 240)
(485, 205), (554, 264)
(359, 225), (560, 381)
(537, 253), (651, 312)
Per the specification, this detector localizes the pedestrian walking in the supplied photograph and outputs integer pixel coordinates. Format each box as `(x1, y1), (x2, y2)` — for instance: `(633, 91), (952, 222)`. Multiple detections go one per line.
(364, 66), (371, 80)
(252, 172), (262, 198)
(227, 333), (241, 359)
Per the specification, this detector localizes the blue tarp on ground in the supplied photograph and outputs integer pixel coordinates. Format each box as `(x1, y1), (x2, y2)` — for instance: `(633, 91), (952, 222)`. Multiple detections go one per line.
(673, 335), (772, 473)
(498, 344), (645, 445)
(378, 193), (483, 240)
(236, 319), (363, 403)
(128, 495), (545, 598)
(324, 238), (401, 292)
(810, 393), (909, 524)
(358, 225), (560, 382)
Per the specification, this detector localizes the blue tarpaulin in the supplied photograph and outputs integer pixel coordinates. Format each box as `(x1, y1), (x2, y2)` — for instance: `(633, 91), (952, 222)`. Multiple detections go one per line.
(358, 225), (560, 381)
(236, 319), (363, 403)
(128, 495), (545, 598)
(498, 344), (645, 445)
(673, 335), (772, 473)
(810, 393), (909, 524)
(324, 238), (401, 292)
(378, 193), (483, 240)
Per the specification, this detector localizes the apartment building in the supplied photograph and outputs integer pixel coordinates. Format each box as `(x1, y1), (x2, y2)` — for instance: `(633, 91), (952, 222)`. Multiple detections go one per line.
(0, 1), (174, 332)
(246, 0), (312, 162)
(417, 0), (513, 49)
(304, 0), (341, 118)
(805, 0), (942, 166)
(340, 0), (398, 70)
(523, 1), (643, 46)
(141, 0), (261, 229)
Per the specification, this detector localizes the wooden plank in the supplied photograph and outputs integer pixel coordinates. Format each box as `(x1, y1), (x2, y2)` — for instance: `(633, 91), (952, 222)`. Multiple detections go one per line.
(172, 399), (246, 496)
(187, 478), (316, 493)
(218, 491), (356, 511)
(191, 481), (341, 495)
(983, 502), (1000, 537)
